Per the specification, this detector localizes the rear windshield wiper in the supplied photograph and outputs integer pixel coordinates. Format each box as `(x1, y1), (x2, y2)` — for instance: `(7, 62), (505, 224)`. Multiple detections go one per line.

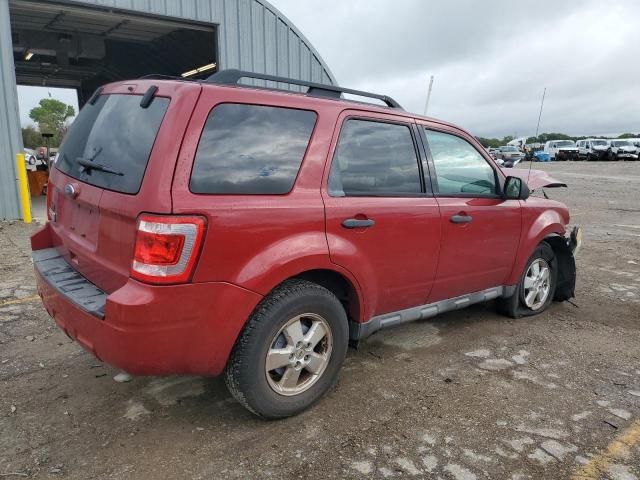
(77, 158), (123, 176)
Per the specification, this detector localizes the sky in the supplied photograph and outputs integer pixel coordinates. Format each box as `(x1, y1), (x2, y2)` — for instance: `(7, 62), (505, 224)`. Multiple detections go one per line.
(269, 0), (640, 138)
(17, 0), (640, 138)
(18, 85), (79, 128)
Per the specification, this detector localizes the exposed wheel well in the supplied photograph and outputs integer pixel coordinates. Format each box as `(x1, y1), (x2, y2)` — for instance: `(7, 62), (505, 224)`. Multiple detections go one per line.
(290, 269), (361, 323)
(543, 235), (576, 301)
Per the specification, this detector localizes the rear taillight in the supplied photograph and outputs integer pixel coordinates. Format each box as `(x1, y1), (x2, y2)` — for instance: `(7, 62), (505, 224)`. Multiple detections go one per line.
(46, 181), (53, 221)
(130, 215), (206, 284)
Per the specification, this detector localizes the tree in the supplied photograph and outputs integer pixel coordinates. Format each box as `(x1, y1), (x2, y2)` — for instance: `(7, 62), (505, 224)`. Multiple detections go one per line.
(29, 98), (75, 143)
(22, 126), (42, 149)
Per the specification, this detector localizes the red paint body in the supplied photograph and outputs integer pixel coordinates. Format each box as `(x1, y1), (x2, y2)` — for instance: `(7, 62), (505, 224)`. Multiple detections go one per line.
(31, 79), (571, 375)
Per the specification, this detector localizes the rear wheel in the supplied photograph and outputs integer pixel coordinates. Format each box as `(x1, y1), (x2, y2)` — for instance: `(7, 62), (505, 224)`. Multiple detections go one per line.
(498, 242), (557, 319)
(224, 279), (348, 418)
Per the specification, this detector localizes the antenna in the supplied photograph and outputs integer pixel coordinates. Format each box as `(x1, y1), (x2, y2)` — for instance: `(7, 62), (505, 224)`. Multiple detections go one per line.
(534, 87), (546, 139)
(528, 87), (546, 185)
(423, 75), (434, 115)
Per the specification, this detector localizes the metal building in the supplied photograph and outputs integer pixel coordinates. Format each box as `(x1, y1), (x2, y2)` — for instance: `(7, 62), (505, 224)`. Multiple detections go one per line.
(0, 0), (335, 220)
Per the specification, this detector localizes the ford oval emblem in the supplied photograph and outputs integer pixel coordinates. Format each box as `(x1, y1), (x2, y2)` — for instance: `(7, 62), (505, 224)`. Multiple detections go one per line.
(64, 183), (79, 198)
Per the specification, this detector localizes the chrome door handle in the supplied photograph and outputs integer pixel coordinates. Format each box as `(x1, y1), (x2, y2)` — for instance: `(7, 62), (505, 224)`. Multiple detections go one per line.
(450, 214), (472, 224)
(342, 218), (375, 229)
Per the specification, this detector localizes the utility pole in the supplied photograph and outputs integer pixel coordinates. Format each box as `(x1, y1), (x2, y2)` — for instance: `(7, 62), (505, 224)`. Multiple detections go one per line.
(423, 75), (434, 116)
(534, 87), (546, 139)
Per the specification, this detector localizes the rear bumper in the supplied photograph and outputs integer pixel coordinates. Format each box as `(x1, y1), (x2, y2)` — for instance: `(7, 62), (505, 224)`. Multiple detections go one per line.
(32, 227), (262, 376)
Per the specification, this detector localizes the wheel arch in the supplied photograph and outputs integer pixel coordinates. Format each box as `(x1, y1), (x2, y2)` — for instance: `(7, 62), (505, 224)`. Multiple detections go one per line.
(287, 268), (363, 325)
(506, 209), (568, 287)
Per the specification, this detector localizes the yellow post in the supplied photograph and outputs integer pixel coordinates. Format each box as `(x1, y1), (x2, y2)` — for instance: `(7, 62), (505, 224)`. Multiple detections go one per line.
(15, 153), (32, 224)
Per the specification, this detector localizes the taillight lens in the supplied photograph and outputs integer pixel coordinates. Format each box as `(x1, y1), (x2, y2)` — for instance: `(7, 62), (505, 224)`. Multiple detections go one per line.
(46, 181), (53, 221)
(130, 215), (206, 284)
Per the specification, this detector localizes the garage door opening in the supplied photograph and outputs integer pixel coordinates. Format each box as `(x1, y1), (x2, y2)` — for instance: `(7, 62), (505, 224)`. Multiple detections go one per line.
(10, 0), (217, 105)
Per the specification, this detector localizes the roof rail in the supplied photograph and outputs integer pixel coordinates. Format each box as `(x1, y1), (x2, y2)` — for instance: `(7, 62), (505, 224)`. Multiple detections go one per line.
(206, 69), (403, 109)
(138, 74), (185, 81)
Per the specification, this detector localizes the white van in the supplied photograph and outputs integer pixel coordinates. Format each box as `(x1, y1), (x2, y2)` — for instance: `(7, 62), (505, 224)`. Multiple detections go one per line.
(576, 139), (609, 161)
(543, 140), (579, 161)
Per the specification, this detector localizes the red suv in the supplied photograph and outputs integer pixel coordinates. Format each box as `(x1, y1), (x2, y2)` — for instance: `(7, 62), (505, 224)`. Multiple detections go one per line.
(31, 70), (580, 418)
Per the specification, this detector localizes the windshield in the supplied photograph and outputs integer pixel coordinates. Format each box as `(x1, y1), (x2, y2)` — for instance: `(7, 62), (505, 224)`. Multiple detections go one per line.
(591, 140), (607, 146)
(613, 141), (631, 147)
(555, 141), (575, 148)
(56, 94), (169, 194)
(501, 146), (518, 152)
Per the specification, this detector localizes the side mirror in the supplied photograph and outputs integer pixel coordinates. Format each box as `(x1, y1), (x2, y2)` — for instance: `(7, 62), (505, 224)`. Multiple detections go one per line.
(504, 176), (530, 200)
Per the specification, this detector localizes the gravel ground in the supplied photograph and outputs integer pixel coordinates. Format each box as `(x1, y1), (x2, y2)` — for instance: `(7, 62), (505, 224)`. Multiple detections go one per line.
(1, 161), (639, 479)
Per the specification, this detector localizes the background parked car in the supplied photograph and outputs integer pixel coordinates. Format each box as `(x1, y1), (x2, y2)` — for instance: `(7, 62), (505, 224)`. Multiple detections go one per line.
(532, 150), (551, 162)
(24, 148), (38, 172)
(576, 139), (609, 161)
(626, 138), (640, 154)
(496, 145), (524, 167)
(543, 140), (579, 161)
(608, 140), (639, 160)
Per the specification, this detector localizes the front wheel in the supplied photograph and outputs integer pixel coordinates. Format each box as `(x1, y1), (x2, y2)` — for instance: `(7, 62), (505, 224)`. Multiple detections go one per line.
(225, 279), (348, 418)
(498, 242), (558, 319)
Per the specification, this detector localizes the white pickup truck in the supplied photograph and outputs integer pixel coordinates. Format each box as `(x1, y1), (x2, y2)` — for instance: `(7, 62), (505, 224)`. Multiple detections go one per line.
(543, 140), (579, 161)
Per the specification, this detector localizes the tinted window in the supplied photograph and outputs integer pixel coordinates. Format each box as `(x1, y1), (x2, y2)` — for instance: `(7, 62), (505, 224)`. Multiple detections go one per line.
(56, 94), (169, 194)
(190, 104), (316, 194)
(425, 130), (497, 196)
(328, 119), (421, 196)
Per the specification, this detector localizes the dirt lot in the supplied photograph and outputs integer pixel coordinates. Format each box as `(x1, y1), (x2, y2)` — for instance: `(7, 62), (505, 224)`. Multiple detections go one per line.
(1, 161), (639, 479)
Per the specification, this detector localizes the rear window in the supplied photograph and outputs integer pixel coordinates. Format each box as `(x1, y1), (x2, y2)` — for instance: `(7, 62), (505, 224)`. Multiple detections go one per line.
(328, 119), (422, 197)
(189, 103), (317, 194)
(56, 94), (169, 194)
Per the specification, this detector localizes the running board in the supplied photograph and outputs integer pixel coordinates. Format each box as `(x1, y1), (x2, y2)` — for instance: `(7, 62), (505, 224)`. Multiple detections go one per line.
(349, 285), (515, 340)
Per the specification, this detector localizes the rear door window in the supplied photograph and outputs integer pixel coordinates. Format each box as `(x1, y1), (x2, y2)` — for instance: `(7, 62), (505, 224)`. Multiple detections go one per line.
(56, 94), (169, 194)
(328, 119), (422, 197)
(190, 103), (317, 194)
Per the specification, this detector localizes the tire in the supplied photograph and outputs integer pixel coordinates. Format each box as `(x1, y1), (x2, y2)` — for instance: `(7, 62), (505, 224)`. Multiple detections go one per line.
(497, 242), (558, 319)
(608, 150), (616, 161)
(224, 279), (349, 418)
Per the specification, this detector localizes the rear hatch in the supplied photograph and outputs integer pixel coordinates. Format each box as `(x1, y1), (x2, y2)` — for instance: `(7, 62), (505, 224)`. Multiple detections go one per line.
(46, 80), (201, 293)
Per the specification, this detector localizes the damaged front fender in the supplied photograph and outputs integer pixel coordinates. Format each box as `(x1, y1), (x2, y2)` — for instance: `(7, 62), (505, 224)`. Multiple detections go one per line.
(545, 230), (579, 301)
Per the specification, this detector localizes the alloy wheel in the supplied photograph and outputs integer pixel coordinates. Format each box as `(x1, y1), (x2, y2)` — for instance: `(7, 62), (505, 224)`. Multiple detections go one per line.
(265, 313), (333, 396)
(523, 258), (551, 310)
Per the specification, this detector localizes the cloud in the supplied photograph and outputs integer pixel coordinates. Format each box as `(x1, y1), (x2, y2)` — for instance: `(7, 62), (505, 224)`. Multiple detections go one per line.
(272, 0), (640, 137)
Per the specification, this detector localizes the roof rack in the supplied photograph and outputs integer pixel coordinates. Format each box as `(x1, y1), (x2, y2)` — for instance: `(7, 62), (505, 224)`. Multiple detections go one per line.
(206, 69), (403, 109)
(138, 74), (185, 81)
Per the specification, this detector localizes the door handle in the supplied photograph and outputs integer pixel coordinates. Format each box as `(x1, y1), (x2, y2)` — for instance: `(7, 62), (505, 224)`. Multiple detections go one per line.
(450, 214), (472, 224)
(342, 218), (375, 229)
